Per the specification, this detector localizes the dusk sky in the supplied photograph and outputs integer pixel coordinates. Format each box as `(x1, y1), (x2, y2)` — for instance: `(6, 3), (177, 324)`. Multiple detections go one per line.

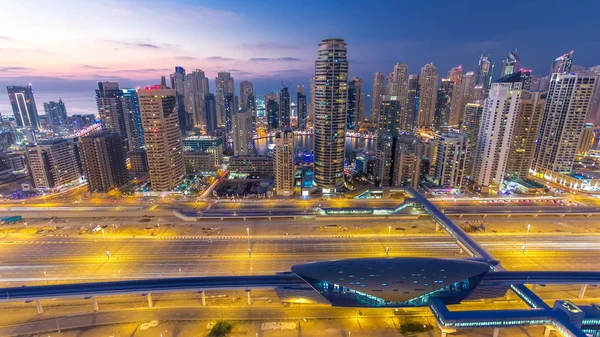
(1, 0), (600, 115)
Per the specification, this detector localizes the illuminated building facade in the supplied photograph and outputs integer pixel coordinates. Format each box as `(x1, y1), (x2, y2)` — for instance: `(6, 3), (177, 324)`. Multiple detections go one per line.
(138, 87), (185, 191)
(313, 38), (348, 193)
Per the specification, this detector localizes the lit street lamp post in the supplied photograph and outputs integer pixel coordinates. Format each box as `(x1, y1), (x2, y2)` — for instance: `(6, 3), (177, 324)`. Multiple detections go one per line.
(101, 228), (110, 259)
(247, 227), (251, 257)
(386, 225), (391, 256)
(43, 270), (48, 285)
(522, 224), (531, 253)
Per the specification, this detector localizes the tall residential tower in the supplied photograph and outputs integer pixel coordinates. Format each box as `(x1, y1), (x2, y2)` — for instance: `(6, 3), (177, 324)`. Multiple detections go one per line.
(313, 38), (348, 193)
(532, 74), (597, 175)
(274, 128), (295, 196)
(371, 72), (385, 121)
(138, 86), (185, 191)
(417, 63), (439, 127)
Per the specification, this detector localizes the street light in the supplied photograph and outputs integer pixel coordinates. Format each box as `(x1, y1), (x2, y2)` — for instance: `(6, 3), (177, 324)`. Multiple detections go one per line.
(386, 225), (391, 256)
(522, 224), (531, 253)
(247, 227), (251, 257)
(101, 228), (110, 259)
(43, 270), (48, 285)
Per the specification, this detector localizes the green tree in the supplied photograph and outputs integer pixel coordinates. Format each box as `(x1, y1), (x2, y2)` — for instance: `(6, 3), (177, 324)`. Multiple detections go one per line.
(209, 321), (233, 337)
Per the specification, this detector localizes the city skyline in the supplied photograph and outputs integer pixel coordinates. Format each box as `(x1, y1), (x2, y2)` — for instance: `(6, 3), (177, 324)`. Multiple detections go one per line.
(2, 0), (600, 114)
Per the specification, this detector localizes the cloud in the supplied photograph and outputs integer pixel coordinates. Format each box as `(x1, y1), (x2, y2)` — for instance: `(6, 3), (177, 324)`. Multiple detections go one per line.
(90, 74), (130, 80)
(0, 36), (11, 40)
(249, 57), (302, 62)
(174, 56), (198, 61)
(137, 43), (161, 49)
(0, 67), (29, 72)
(239, 43), (298, 50)
(80, 64), (110, 70)
(121, 68), (172, 73)
(228, 69), (252, 76)
(252, 69), (312, 78)
(105, 40), (175, 50)
(272, 69), (308, 73)
(205, 56), (234, 61)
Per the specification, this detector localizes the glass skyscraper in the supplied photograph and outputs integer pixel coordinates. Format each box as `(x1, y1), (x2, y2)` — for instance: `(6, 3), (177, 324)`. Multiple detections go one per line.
(7, 85), (40, 130)
(313, 38), (348, 193)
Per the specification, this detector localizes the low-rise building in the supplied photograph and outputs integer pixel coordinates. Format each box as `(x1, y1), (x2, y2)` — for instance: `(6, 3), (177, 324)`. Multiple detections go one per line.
(26, 138), (82, 190)
(128, 149), (148, 172)
(229, 155), (274, 178)
(184, 152), (217, 173)
(183, 135), (224, 166)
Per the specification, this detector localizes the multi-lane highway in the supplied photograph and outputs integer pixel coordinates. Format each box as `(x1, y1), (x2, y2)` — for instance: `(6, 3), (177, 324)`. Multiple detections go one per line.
(2, 234), (600, 286)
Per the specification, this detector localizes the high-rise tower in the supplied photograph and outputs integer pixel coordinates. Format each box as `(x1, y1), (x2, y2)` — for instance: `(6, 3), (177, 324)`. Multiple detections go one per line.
(532, 74), (597, 175)
(26, 139), (82, 189)
(215, 72), (234, 127)
(79, 132), (127, 193)
(371, 72), (385, 121)
(434, 132), (468, 189)
(239, 80), (256, 130)
(121, 88), (144, 150)
(417, 63), (439, 127)
(203, 93), (218, 133)
(184, 69), (210, 128)
(139, 86), (185, 191)
(378, 95), (401, 134)
(279, 85), (291, 128)
(43, 98), (68, 126)
(500, 50), (521, 77)
(347, 79), (360, 131)
(309, 77), (315, 127)
(463, 102), (484, 180)
(274, 128), (295, 196)
(434, 78), (452, 130)
(393, 134), (426, 188)
(171, 66), (189, 131)
(265, 93), (279, 132)
(232, 110), (252, 156)
(8, 85), (40, 130)
(392, 64), (409, 129)
(297, 85), (308, 130)
(475, 53), (494, 90)
(461, 71), (476, 106)
(472, 75), (524, 191)
(550, 51), (574, 75)
(313, 38), (348, 193)
(353, 77), (366, 123)
(239, 81), (255, 111)
(405, 75), (420, 129)
(447, 66), (463, 125)
(505, 91), (545, 180)
(223, 93), (236, 134)
(96, 82), (128, 150)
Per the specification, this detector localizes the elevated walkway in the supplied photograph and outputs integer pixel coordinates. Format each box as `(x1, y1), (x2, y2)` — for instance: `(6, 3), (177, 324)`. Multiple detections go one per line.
(404, 187), (499, 265)
(430, 298), (586, 337)
(484, 271), (600, 285)
(0, 274), (306, 302)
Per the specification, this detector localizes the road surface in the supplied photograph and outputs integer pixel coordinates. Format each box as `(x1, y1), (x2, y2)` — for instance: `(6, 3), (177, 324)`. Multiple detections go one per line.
(1, 234), (600, 286)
